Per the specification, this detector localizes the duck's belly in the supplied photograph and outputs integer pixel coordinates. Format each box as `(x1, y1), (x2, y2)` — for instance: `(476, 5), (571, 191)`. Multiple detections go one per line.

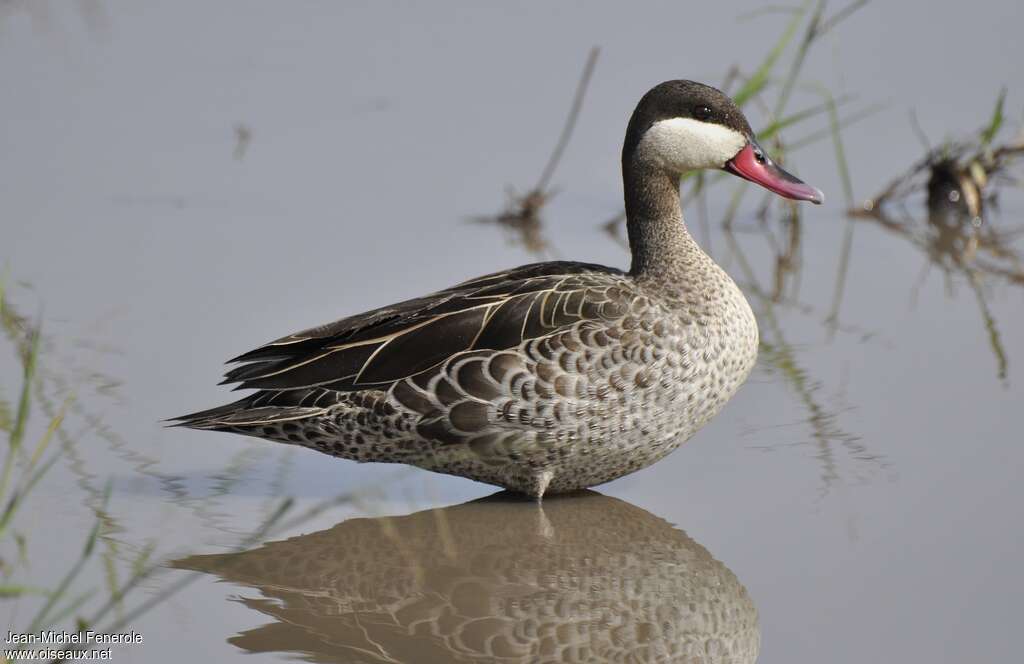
(402, 298), (759, 496)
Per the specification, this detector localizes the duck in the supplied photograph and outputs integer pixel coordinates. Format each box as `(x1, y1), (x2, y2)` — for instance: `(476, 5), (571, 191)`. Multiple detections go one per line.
(174, 80), (823, 498)
(173, 491), (760, 663)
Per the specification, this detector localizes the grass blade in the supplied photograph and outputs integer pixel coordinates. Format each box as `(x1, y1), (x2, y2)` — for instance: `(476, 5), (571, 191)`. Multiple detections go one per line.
(789, 102), (886, 151)
(0, 584), (51, 598)
(980, 88), (1007, 147)
(0, 393), (11, 433)
(40, 590), (96, 629)
(0, 325), (41, 501)
(27, 482), (110, 631)
(772, 0), (827, 118)
(535, 46), (600, 193)
(759, 94), (856, 141)
(27, 398), (70, 473)
(94, 496), (295, 634)
(815, 86), (856, 207)
(732, 2), (807, 107)
(0, 450), (62, 536)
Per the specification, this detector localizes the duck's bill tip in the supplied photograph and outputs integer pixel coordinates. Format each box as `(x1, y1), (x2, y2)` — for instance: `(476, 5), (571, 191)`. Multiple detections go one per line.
(724, 142), (824, 205)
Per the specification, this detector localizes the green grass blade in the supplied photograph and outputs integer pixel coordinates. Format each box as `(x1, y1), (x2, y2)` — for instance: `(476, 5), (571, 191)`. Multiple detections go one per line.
(759, 94), (856, 141)
(94, 496), (295, 634)
(772, 0), (826, 118)
(732, 2), (807, 107)
(27, 397), (70, 473)
(0, 450), (62, 536)
(0, 398), (68, 536)
(0, 325), (41, 502)
(27, 530), (97, 630)
(980, 88), (1006, 147)
(9, 328), (39, 450)
(27, 482), (110, 631)
(814, 86), (856, 207)
(40, 589), (96, 629)
(0, 584), (51, 598)
(788, 102), (886, 151)
(130, 541), (156, 578)
(0, 393), (11, 433)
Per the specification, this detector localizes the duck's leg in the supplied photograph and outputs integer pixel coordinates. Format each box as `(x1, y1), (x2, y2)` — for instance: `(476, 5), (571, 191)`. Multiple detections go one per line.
(525, 468), (555, 502)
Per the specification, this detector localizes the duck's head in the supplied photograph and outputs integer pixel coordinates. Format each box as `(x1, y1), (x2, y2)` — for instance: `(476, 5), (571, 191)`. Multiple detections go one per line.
(624, 80), (823, 204)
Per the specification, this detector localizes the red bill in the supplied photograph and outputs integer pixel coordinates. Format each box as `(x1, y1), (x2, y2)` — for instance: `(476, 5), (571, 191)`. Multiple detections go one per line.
(724, 139), (824, 204)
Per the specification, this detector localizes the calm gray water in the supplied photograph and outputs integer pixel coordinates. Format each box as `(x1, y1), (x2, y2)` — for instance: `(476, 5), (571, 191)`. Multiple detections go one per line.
(2, 2), (1022, 662)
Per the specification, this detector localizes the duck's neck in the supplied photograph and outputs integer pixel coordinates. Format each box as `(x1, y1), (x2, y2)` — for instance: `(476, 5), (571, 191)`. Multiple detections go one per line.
(623, 156), (702, 279)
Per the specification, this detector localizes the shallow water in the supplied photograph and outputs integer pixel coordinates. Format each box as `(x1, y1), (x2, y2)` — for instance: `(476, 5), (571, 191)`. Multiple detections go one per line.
(2, 2), (1022, 663)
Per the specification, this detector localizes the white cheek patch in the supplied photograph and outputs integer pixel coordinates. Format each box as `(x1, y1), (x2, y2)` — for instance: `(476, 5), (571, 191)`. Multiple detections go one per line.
(637, 118), (746, 172)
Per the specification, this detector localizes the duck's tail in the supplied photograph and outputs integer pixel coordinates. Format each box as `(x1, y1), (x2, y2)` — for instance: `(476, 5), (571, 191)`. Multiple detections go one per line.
(170, 388), (417, 463)
(168, 389), (341, 433)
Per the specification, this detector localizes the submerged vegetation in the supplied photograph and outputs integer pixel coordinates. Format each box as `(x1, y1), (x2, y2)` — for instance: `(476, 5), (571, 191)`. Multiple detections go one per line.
(472, 46), (601, 256)
(850, 92), (1024, 382)
(856, 89), (1023, 222)
(0, 278), (397, 661)
(0, 281), (159, 659)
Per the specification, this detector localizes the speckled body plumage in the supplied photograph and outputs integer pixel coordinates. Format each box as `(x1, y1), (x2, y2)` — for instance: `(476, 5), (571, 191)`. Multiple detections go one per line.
(217, 252), (755, 496)
(175, 80), (824, 497)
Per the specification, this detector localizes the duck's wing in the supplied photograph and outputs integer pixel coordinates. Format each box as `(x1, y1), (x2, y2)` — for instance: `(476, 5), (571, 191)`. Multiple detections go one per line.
(221, 261), (630, 393)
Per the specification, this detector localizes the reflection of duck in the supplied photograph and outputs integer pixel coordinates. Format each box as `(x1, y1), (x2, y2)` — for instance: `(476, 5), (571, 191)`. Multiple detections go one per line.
(174, 492), (759, 663)
(175, 80), (822, 498)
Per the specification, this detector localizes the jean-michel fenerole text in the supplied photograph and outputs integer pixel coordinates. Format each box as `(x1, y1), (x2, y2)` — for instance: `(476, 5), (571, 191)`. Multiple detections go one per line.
(5, 630), (143, 645)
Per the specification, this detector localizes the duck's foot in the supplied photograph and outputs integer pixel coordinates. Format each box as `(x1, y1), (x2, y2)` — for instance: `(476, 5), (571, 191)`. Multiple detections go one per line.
(527, 469), (554, 501)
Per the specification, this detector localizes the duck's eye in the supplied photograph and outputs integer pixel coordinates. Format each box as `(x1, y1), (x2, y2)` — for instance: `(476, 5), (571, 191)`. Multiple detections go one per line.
(692, 105), (712, 121)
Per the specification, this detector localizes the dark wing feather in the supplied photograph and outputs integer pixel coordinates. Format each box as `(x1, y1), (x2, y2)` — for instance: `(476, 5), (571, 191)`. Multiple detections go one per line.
(224, 261), (624, 393)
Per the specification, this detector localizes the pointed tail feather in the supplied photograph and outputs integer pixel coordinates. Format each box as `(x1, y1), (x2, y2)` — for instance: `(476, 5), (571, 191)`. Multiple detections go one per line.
(169, 392), (329, 431)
